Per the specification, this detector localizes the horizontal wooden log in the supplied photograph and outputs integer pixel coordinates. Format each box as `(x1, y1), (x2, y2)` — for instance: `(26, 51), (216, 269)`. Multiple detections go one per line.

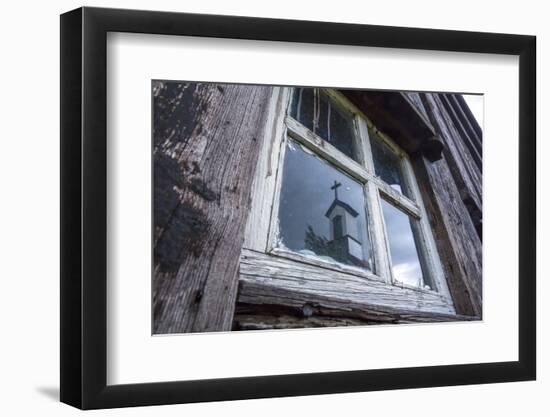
(234, 276), (475, 330)
(239, 249), (457, 318)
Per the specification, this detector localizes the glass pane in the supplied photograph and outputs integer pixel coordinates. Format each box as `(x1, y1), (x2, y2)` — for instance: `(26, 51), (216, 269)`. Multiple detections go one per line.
(277, 139), (372, 271)
(380, 198), (428, 289)
(370, 133), (407, 195)
(290, 88), (360, 163)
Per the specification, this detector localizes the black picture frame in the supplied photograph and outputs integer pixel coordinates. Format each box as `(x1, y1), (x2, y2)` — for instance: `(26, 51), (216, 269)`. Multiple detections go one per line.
(60, 6), (536, 409)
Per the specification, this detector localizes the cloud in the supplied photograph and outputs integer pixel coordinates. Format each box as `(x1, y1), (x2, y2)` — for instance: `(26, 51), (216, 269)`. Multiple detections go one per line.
(392, 262), (422, 287)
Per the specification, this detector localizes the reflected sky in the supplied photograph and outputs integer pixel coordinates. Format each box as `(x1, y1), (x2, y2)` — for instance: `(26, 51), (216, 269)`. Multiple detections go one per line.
(277, 139), (372, 271)
(380, 198), (426, 288)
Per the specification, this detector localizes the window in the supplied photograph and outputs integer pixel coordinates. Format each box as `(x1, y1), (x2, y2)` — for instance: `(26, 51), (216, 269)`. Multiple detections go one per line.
(267, 87), (449, 295)
(243, 86), (454, 319)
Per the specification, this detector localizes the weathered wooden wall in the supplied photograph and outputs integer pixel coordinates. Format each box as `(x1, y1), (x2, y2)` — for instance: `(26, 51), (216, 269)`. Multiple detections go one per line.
(152, 81), (273, 334)
(410, 93), (483, 316)
(232, 249), (470, 330)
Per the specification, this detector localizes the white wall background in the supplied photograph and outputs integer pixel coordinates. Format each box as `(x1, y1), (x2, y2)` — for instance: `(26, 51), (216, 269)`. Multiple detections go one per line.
(0, 0), (545, 415)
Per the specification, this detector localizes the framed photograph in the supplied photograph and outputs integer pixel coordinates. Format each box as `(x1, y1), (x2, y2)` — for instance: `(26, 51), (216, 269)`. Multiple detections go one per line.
(60, 6), (536, 409)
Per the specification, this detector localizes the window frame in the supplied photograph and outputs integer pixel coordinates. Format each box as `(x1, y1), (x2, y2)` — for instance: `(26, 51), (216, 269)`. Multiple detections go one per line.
(242, 86), (454, 316)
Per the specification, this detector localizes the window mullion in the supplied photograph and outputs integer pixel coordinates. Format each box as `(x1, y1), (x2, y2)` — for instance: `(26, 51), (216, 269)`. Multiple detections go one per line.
(356, 115), (376, 173)
(376, 183), (421, 219)
(357, 114), (393, 283)
(365, 182), (393, 284)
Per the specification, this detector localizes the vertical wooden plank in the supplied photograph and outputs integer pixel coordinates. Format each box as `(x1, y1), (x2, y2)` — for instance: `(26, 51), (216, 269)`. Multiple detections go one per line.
(355, 114), (375, 173)
(356, 116), (392, 283)
(423, 93), (482, 211)
(402, 91), (431, 125)
(411, 153), (482, 316)
(447, 94), (483, 156)
(416, 92), (482, 315)
(152, 82), (273, 333)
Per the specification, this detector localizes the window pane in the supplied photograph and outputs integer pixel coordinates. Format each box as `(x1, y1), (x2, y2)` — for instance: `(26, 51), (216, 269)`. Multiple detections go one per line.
(277, 139), (372, 271)
(380, 198), (428, 288)
(290, 88), (360, 163)
(370, 133), (407, 195)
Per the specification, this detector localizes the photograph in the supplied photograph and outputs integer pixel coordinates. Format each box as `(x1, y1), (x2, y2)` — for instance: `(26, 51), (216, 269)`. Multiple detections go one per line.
(52, 3), (537, 412)
(152, 81), (483, 334)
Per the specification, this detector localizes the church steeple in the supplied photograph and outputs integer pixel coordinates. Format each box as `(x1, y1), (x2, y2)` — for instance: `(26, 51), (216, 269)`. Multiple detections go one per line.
(324, 179), (365, 266)
(325, 181), (359, 220)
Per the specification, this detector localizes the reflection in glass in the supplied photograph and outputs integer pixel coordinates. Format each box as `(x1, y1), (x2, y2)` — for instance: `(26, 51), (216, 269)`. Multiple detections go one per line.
(380, 198), (428, 288)
(370, 132), (407, 195)
(277, 139), (372, 271)
(290, 88), (360, 163)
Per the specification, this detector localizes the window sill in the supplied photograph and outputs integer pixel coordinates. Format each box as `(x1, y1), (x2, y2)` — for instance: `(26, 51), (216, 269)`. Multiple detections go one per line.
(239, 248), (457, 323)
(267, 246), (450, 300)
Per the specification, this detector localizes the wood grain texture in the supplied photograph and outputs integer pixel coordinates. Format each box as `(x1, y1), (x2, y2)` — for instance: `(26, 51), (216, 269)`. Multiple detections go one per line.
(236, 250), (466, 329)
(239, 87), (478, 327)
(441, 94), (482, 170)
(413, 93), (482, 316)
(411, 158), (482, 316)
(151, 84), (482, 332)
(242, 88), (290, 252)
(234, 304), (475, 330)
(422, 94), (482, 219)
(437, 93), (483, 237)
(152, 82), (273, 333)
(402, 92), (431, 126)
(239, 249), (455, 316)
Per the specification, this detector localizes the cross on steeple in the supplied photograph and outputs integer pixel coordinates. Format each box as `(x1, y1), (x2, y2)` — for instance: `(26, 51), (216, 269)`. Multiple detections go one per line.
(331, 180), (342, 200)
